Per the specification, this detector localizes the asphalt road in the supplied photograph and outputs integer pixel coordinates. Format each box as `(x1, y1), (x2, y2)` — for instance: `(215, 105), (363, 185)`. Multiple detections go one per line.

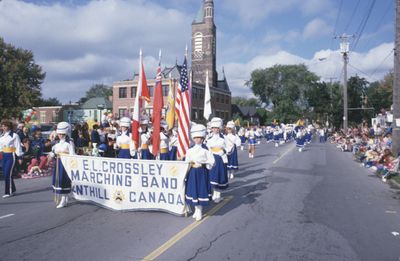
(1, 139), (400, 261)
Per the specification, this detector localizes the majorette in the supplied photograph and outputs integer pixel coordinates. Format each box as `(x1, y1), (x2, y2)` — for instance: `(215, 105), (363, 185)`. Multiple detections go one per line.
(185, 123), (215, 221)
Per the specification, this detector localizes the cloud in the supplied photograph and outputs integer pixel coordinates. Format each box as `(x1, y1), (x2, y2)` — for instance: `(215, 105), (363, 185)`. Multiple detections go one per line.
(223, 42), (394, 98)
(303, 18), (333, 39)
(0, 0), (191, 102)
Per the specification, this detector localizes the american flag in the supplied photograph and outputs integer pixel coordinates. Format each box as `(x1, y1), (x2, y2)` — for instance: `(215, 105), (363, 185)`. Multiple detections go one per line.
(176, 56), (190, 159)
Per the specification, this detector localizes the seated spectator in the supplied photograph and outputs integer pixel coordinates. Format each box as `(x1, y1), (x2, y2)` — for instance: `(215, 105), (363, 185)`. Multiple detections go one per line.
(27, 129), (48, 174)
(19, 138), (34, 173)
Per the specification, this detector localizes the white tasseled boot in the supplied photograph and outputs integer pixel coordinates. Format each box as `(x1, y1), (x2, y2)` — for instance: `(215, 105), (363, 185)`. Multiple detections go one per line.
(275, 143), (279, 147)
(192, 206), (199, 219)
(241, 146), (244, 151)
(229, 170), (234, 179)
(214, 191), (222, 203)
(298, 147), (302, 152)
(56, 195), (68, 208)
(212, 190), (218, 201)
(195, 206), (203, 221)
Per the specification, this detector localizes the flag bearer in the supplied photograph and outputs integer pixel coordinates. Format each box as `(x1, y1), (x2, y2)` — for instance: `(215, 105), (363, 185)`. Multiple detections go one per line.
(185, 124), (215, 221)
(49, 122), (75, 208)
(0, 120), (23, 198)
(139, 116), (153, 160)
(273, 126), (280, 147)
(168, 128), (178, 160)
(159, 120), (169, 160)
(225, 121), (241, 179)
(116, 117), (136, 159)
(206, 117), (228, 203)
(296, 128), (306, 152)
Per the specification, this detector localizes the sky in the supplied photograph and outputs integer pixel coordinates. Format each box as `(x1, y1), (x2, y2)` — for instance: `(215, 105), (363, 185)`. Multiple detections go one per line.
(0, 0), (395, 103)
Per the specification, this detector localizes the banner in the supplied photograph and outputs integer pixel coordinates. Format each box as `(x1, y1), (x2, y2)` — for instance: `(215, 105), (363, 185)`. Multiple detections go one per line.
(60, 155), (190, 215)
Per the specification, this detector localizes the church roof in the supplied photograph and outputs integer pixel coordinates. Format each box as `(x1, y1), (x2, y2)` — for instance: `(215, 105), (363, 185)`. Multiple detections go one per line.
(193, 2), (204, 23)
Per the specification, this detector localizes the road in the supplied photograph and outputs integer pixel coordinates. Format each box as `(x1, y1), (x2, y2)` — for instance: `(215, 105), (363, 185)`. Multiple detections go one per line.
(1, 139), (400, 261)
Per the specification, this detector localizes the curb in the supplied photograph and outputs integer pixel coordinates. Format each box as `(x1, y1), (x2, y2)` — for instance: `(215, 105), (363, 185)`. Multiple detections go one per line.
(372, 169), (400, 189)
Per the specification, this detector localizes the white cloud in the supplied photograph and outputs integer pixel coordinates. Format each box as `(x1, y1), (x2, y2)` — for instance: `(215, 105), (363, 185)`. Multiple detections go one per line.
(223, 42), (394, 98)
(303, 18), (333, 39)
(0, 0), (191, 102)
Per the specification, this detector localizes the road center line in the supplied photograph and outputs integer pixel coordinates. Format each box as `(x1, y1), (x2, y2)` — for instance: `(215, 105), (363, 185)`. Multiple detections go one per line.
(0, 214), (15, 220)
(142, 196), (233, 261)
(273, 145), (295, 164)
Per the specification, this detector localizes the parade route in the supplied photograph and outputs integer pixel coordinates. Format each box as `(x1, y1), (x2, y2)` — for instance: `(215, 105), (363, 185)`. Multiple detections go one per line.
(2, 140), (400, 260)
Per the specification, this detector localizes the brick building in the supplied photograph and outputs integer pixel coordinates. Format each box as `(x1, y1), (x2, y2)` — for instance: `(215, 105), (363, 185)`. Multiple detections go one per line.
(112, 0), (231, 122)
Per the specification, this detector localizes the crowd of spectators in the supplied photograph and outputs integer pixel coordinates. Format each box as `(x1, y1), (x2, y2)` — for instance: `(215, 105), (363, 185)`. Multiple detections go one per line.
(329, 122), (399, 182)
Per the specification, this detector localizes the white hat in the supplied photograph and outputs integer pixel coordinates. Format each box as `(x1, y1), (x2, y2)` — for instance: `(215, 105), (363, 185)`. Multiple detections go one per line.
(226, 121), (235, 129)
(160, 120), (168, 130)
(56, 122), (70, 134)
(191, 124), (207, 139)
(210, 117), (223, 129)
(120, 117), (131, 128)
(140, 115), (149, 125)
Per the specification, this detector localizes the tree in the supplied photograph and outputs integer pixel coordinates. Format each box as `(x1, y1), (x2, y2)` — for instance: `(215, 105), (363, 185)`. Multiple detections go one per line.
(231, 96), (260, 107)
(0, 38), (45, 119)
(347, 75), (369, 126)
(247, 64), (319, 123)
(78, 83), (112, 104)
(367, 71), (392, 113)
(35, 97), (62, 106)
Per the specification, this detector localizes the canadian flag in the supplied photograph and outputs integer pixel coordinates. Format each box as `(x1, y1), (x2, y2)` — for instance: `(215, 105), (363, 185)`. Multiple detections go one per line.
(131, 50), (150, 149)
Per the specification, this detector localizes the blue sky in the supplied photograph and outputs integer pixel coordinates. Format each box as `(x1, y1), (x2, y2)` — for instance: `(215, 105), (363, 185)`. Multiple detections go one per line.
(0, 0), (394, 102)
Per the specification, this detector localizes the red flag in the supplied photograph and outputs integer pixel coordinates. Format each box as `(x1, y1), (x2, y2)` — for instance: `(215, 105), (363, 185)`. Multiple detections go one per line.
(132, 50), (150, 149)
(152, 52), (163, 157)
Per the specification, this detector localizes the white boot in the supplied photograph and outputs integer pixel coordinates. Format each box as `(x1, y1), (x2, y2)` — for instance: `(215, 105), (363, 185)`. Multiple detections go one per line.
(214, 191), (222, 203)
(275, 143), (279, 147)
(298, 147), (302, 152)
(229, 170), (234, 179)
(212, 190), (218, 201)
(192, 206), (199, 219)
(241, 146), (244, 151)
(249, 153), (252, 158)
(56, 195), (68, 208)
(195, 206), (203, 221)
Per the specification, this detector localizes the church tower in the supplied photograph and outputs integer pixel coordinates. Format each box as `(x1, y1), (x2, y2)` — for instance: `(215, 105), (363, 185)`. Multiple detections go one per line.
(192, 0), (217, 87)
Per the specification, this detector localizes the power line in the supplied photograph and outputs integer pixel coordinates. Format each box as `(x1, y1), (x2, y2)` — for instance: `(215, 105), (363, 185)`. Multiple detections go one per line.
(348, 63), (379, 81)
(352, 0), (377, 50)
(344, 0), (361, 32)
(370, 49), (394, 78)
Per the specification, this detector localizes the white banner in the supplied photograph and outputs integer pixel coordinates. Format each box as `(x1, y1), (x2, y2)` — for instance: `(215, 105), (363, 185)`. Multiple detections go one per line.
(60, 155), (190, 215)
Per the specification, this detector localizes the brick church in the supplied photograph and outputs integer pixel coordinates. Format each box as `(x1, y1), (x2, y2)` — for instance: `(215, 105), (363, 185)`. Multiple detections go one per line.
(112, 0), (231, 122)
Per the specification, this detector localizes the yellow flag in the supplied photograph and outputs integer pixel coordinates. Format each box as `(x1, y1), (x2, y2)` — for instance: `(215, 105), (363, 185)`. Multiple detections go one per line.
(166, 78), (175, 130)
(234, 118), (240, 126)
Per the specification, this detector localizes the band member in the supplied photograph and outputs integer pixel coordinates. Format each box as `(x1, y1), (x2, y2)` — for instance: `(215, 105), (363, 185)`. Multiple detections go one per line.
(238, 127), (246, 150)
(206, 117), (228, 203)
(139, 117), (153, 160)
(168, 128), (178, 161)
(49, 122), (75, 208)
(185, 124), (215, 221)
(159, 120), (169, 160)
(245, 126), (256, 158)
(296, 128), (306, 152)
(225, 121), (241, 179)
(273, 126), (280, 148)
(0, 120), (23, 198)
(115, 117), (136, 159)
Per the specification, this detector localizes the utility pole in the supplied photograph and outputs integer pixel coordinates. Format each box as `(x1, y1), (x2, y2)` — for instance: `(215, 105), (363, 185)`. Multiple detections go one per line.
(393, 0), (400, 156)
(336, 34), (353, 134)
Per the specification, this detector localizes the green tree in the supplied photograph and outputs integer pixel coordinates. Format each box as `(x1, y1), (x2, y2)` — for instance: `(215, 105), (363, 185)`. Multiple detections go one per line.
(78, 83), (112, 104)
(0, 38), (45, 119)
(35, 97), (62, 106)
(247, 64), (319, 123)
(231, 96), (260, 106)
(347, 75), (369, 126)
(367, 71), (392, 113)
